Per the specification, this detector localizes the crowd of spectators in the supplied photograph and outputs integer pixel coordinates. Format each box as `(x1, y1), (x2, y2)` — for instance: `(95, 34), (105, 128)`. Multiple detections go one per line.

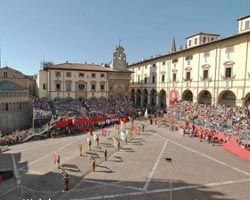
(33, 96), (134, 120)
(0, 96), (134, 146)
(165, 101), (250, 140)
(0, 128), (33, 145)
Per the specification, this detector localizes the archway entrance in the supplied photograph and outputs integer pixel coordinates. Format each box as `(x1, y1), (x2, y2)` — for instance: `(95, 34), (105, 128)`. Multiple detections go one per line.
(198, 90), (212, 105)
(142, 89), (148, 107)
(136, 89), (142, 107)
(182, 90), (193, 102)
(245, 92), (250, 107)
(130, 89), (135, 105)
(218, 90), (236, 107)
(159, 89), (166, 108)
(150, 89), (157, 106)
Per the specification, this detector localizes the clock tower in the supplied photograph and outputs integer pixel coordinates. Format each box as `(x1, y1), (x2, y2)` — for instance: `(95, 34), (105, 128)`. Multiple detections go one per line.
(110, 42), (128, 71)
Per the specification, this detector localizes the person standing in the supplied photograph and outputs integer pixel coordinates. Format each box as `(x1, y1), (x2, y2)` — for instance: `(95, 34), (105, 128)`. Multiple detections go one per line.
(87, 138), (92, 151)
(79, 144), (83, 156)
(104, 148), (107, 161)
(89, 126), (93, 136)
(199, 131), (203, 142)
(117, 140), (120, 151)
(92, 159), (96, 172)
(57, 155), (61, 169)
(96, 135), (100, 146)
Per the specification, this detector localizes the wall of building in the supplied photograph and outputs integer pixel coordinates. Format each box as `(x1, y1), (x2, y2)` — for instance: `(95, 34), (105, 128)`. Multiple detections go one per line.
(0, 99), (32, 135)
(128, 32), (250, 108)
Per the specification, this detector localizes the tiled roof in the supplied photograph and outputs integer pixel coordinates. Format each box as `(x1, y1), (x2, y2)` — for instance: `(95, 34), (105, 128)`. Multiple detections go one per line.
(44, 63), (116, 72)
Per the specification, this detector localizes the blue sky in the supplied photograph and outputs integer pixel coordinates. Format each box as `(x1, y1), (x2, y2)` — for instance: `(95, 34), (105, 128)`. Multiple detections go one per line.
(0, 0), (249, 75)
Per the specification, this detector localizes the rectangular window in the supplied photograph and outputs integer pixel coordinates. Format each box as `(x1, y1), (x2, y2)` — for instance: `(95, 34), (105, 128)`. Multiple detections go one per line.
(55, 72), (61, 77)
(79, 84), (85, 90)
(66, 72), (71, 77)
(100, 74), (105, 78)
(153, 63), (156, 67)
(189, 40), (191, 46)
(91, 73), (96, 78)
(152, 75), (155, 83)
(3, 72), (7, 78)
(56, 83), (61, 91)
(225, 67), (232, 78)
(161, 75), (165, 82)
(162, 62), (166, 65)
(203, 37), (206, 43)
(79, 73), (84, 78)
(43, 83), (47, 90)
(186, 72), (191, 81)
(245, 20), (250, 29)
(100, 85), (105, 90)
(138, 77), (140, 83)
(194, 38), (197, 45)
(66, 82), (71, 91)
(173, 73), (176, 82)
(91, 84), (96, 90)
(203, 70), (208, 80)
(144, 77), (147, 84)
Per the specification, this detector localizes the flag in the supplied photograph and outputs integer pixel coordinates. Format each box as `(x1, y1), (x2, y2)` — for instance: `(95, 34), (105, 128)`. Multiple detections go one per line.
(165, 157), (172, 163)
(53, 151), (57, 164)
(144, 109), (148, 119)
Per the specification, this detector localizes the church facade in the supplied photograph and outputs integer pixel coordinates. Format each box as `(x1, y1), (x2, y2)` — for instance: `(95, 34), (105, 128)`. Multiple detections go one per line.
(0, 67), (36, 135)
(127, 15), (250, 108)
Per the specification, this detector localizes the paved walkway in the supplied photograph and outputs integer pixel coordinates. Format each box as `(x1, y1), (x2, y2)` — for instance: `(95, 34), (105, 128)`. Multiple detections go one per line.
(0, 120), (144, 200)
(2, 119), (250, 200)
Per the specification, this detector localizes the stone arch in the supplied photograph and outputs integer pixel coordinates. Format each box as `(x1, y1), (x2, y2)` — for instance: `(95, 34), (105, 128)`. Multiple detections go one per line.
(198, 90), (212, 105)
(159, 89), (167, 108)
(54, 96), (62, 102)
(244, 92), (250, 107)
(142, 89), (148, 107)
(150, 89), (157, 106)
(99, 96), (106, 101)
(182, 90), (193, 102)
(218, 90), (236, 107)
(136, 89), (142, 107)
(130, 89), (135, 105)
(89, 96), (98, 101)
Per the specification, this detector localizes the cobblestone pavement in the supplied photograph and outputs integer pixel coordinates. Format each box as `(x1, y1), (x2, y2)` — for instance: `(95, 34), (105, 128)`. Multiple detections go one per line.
(1, 120), (250, 200)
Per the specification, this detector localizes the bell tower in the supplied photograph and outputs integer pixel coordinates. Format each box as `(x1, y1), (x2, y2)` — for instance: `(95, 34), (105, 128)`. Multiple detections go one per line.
(110, 41), (128, 71)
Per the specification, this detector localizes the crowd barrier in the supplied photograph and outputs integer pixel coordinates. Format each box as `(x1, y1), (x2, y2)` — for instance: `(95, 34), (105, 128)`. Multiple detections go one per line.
(54, 116), (129, 131)
(161, 117), (250, 161)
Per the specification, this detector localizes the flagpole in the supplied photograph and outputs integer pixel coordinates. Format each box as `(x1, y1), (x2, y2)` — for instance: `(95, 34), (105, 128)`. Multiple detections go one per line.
(165, 157), (173, 200)
(170, 162), (173, 200)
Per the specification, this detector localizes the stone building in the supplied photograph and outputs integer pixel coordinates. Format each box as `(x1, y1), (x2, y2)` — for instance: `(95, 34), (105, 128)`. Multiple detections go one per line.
(0, 66), (36, 135)
(37, 44), (132, 100)
(127, 14), (250, 108)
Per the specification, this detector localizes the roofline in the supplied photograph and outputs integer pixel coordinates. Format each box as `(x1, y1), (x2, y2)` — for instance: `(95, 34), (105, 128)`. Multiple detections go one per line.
(237, 14), (250, 21)
(43, 62), (116, 72)
(127, 31), (250, 68)
(186, 32), (220, 39)
(44, 66), (115, 72)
